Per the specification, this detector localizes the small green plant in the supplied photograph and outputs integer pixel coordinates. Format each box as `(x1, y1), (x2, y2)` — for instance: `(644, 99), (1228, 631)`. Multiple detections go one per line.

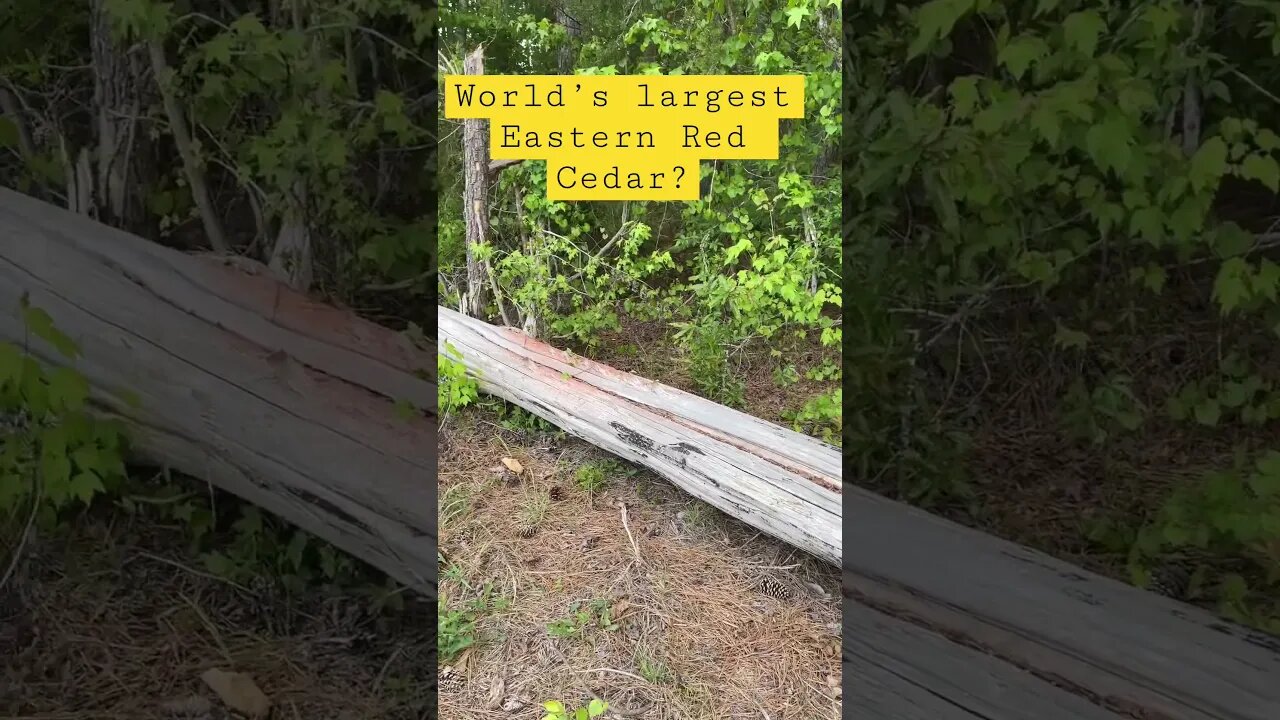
(519, 488), (551, 528)
(0, 300), (129, 525)
(635, 648), (670, 684)
(574, 461), (610, 495)
(438, 582), (510, 662)
(541, 698), (608, 720)
(546, 598), (620, 640)
(439, 342), (480, 414)
(773, 363), (800, 387)
(1061, 375), (1145, 446)
(573, 459), (632, 497)
(1127, 451), (1280, 631)
(440, 482), (474, 529)
(677, 321), (746, 408)
(438, 596), (478, 662)
(490, 399), (558, 433)
(785, 388), (842, 445)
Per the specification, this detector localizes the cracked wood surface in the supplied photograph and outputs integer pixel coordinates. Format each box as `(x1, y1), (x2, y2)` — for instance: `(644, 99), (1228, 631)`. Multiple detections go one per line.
(438, 305), (842, 566)
(0, 188), (437, 595)
(843, 486), (1280, 720)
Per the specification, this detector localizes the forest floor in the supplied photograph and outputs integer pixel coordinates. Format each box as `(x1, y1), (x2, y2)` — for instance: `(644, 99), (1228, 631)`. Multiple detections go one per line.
(0, 502), (436, 720)
(436, 316), (842, 720)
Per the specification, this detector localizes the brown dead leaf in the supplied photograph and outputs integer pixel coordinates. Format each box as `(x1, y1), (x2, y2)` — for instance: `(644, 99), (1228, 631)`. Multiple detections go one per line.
(454, 646), (475, 672)
(200, 668), (270, 717)
(501, 457), (524, 474)
(610, 597), (631, 621)
(484, 677), (505, 710)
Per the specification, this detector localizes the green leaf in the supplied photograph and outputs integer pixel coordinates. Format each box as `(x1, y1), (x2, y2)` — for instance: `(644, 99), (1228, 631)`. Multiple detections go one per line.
(22, 305), (79, 359)
(1240, 153), (1280, 192)
(998, 34), (1049, 81)
(588, 698), (608, 716)
(1034, 0), (1061, 17)
(784, 6), (811, 28)
(949, 76), (980, 119)
(69, 471), (104, 505)
(47, 367), (89, 410)
(1053, 322), (1090, 350)
(1214, 223), (1255, 259)
(0, 342), (22, 384)
(1030, 104), (1061, 146)
(1063, 10), (1105, 57)
(41, 452), (72, 487)
(1085, 115), (1133, 175)
(1213, 257), (1251, 314)
(1129, 207), (1163, 242)
(1194, 398), (1221, 426)
(1253, 259), (1280, 302)
(543, 702), (565, 714)
(1132, 263), (1166, 293)
(1189, 137), (1228, 193)
(910, 0), (975, 59)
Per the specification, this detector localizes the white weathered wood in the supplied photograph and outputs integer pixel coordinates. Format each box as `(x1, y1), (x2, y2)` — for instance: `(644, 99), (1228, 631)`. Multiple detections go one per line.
(846, 601), (1125, 720)
(437, 306), (842, 566)
(845, 489), (1280, 720)
(0, 187), (436, 594)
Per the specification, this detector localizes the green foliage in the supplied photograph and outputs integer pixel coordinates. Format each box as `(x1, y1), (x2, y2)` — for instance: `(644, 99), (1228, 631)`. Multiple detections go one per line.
(546, 598), (621, 640)
(490, 399), (558, 433)
(1129, 451), (1280, 631)
(541, 698), (608, 720)
(574, 459), (631, 496)
(848, 0), (1280, 625)
(635, 649), (671, 685)
(439, 582), (511, 663)
(439, 342), (480, 414)
(1061, 375), (1145, 445)
(439, 0), (841, 435)
(0, 302), (128, 523)
(786, 388), (842, 444)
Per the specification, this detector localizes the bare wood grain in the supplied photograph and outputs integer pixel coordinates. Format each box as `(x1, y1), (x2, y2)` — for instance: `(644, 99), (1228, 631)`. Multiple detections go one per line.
(0, 188), (436, 594)
(844, 487), (1280, 720)
(437, 305), (842, 566)
(846, 601), (1125, 720)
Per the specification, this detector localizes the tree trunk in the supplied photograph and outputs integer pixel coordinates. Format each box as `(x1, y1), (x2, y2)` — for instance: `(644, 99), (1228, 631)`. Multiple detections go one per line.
(90, 0), (145, 229)
(461, 46), (490, 319)
(438, 306), (842, 566)
(0, 188), (435, 593)
(148, 40), (229, 253)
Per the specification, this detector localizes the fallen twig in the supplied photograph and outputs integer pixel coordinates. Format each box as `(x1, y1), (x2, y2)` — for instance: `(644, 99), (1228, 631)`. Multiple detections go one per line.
(619, 501), (643, 567)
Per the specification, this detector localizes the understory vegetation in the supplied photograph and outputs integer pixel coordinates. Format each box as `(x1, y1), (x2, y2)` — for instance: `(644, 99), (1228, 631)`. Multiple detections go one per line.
(847, 0), (1280, 631)
(2, 1), (438, 716)
(435, 0), (843, 716)
(438, 0), (844, 443)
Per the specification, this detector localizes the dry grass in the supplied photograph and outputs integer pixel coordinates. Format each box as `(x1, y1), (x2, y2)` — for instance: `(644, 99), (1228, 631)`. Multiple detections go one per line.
(0, 510), (434, 720)
(437, 413), (841, 720)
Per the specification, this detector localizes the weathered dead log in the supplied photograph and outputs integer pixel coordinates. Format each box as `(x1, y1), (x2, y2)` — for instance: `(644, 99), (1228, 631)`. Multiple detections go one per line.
(0, 188), (436, 593)
(844, 486), (1280, 720)
(437, 306), (842, 566)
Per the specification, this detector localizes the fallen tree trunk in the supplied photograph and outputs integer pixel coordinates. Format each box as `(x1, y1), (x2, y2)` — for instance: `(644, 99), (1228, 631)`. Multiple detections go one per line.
(437, 306), (842, 566)
(0, 188), (437, 594)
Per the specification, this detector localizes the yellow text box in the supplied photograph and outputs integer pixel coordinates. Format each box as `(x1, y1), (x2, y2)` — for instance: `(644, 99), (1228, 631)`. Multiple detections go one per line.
(443, 74), (804, 201)
(546, 158), (700, 202)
